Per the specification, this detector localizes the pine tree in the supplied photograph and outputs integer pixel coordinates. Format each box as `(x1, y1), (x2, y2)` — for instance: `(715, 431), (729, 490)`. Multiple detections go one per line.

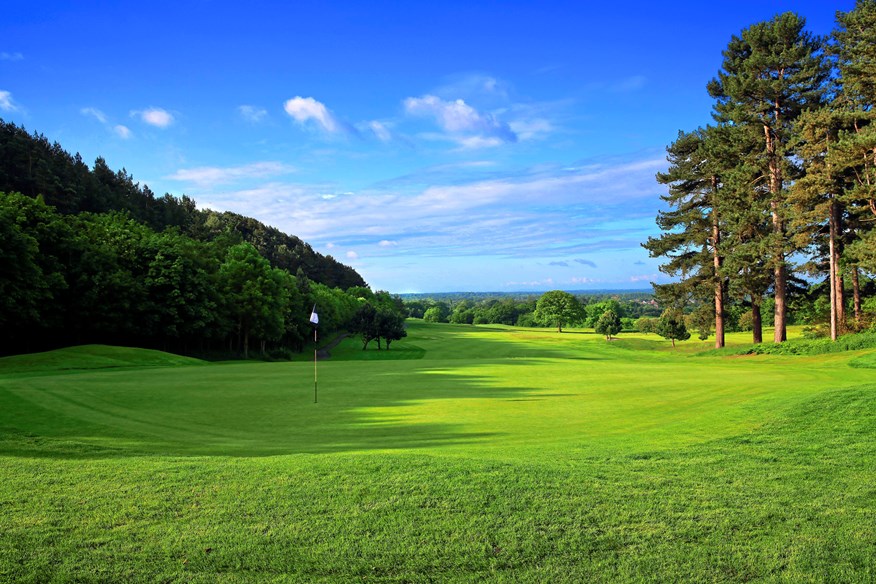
(833, 1), (876, 283)
(708, 12), (830, 342)
(645, 126), (736, 348)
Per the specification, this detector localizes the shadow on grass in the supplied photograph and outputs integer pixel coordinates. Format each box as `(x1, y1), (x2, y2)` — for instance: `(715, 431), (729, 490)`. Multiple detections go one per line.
(0, 356), (570, 460)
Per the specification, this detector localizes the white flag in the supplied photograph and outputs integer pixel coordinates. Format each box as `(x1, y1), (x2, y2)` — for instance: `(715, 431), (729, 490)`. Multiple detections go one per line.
(309, 305), (319, 325)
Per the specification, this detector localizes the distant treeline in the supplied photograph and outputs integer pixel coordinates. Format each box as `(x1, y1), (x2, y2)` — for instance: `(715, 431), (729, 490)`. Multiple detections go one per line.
(404, 294), (663, 330)
(0, 119), (364, 290)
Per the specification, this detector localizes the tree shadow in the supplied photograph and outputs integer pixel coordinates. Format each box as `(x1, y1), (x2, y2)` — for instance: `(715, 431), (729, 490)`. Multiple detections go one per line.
(0, 357), (573, 460)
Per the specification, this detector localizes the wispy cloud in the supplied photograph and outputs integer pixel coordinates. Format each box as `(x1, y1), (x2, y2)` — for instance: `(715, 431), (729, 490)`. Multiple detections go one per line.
(367, 120), (393, 142)
(193, 153), (665, 266)
(505, 278), (554, 288)
(433, 74), (512, 105)
(133, 107), (175, 128)
(404, 94), (517, 147)
(238, 105), (267, 123)
(83, 107), (133, 139)
(0, 52), (24, 61)
(114, 125), (132, 139)
(167, 161), (295, 188)
(549, 261), (570, 267)
(0, 90), (19, 112)
(81, 107), (108, 123)
(284, 96), (343, 133)
(575, 259), (597, 268)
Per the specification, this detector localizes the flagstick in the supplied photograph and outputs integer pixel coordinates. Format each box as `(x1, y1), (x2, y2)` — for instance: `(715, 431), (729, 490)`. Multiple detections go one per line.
(313, 327), (318, 403)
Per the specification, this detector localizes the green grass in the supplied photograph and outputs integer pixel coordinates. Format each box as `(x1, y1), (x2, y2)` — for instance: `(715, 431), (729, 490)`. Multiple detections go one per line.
(1, 322), (875, 582)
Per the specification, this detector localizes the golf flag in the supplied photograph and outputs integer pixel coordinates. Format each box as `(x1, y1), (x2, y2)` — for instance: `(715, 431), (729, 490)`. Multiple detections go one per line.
(309, 305), (319, 325)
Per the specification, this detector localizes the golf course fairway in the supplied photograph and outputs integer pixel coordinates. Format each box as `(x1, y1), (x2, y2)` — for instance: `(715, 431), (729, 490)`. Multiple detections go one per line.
(1, 321), (874, 582)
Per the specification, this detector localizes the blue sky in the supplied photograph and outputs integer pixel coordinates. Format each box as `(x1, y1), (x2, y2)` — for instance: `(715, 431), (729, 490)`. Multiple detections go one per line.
(1, 0), (853, 293)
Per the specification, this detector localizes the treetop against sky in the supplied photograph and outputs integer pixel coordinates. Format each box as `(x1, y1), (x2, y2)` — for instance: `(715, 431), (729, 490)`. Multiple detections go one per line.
(0, 0), (852, 292)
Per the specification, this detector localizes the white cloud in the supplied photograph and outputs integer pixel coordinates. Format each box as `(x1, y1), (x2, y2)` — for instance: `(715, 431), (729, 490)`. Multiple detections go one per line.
(509, 118), (553, 141)
(167, 161), (295, 188)
(283, 96), (341, 133)
(378, 240), (398, 247)
(368, 121), (392, 142)
(114, 125), (132, 139)
(630, 273), (661, 282)
(455, 136), (505, 149)
(81, 107), (108, 123)
(0, 52), (24, 61)
(404, 94), (517, 146)
(134, 107), (174, 128)
(346, 251), (359, 260)
(505, 278), (554, 288)
(0, 90), (19, 112)
(238, 105), (267, 123)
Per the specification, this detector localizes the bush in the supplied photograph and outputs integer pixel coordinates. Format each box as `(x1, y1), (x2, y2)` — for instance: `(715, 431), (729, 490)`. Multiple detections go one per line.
(733, 331), (876, 356)
(516, 313), (537, 328)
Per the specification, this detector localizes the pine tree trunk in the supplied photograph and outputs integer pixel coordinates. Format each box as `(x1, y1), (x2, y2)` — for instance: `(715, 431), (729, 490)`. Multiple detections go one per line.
(244, 329), (249, 359)
(832, 201), (845, 335)
(852, 267), (862, 326)
(829, 199), (838, 341)
(752, 300), (763, 344)
(712, 204), (725, 349)
(835, 270), (845, 336)
(765, 123), (787, 343)
(773, 262), (787, 343)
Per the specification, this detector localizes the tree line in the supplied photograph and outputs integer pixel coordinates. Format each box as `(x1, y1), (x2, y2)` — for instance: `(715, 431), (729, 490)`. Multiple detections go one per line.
(645, 2), (876, 347)
(1, 191), (406, 358)
(404, 291), (663, 331)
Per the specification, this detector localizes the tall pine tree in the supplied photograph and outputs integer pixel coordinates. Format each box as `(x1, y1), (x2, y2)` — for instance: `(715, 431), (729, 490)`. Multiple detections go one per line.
(707, 12), (830, 342)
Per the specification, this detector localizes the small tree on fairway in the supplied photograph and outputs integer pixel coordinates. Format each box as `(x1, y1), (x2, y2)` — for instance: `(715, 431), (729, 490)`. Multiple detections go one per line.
(595, 309), (622, 340)
(351, 302), (379, 350)
(657, 310), (691, 348)
(535, 290), (583, 332)
(378, 309), (407, 350)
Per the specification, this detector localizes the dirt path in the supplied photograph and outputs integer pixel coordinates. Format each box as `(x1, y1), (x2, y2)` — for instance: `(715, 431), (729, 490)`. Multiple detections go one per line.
(316, 333), (349, 360)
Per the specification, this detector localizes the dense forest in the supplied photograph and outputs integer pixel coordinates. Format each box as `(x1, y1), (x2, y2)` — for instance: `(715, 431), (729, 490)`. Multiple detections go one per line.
(645, 2), (876, 347)
(0, 121), (388, 358)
